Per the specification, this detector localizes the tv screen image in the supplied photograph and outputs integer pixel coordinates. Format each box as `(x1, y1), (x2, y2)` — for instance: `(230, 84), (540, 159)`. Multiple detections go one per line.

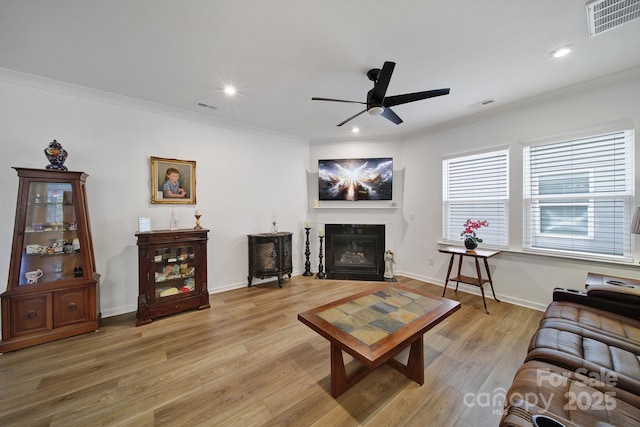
(318, 158), (393, 201)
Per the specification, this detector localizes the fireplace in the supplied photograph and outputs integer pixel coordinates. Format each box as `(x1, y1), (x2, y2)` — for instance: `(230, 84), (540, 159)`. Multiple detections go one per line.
(325, 224), (385, 281)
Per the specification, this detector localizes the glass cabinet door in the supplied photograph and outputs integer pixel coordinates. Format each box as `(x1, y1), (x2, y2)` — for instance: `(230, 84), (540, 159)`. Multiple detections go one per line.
(20, 181), (84, 286)
(152, 244), (196, 299)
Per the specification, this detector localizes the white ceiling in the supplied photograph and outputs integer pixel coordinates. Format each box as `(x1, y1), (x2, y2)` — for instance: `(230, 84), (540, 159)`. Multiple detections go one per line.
(1, 0), (639, 142)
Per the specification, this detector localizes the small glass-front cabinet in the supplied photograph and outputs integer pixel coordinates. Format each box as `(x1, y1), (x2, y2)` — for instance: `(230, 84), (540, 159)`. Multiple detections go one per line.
(0, 167), (100, 352)
(136, 229), (209, 325)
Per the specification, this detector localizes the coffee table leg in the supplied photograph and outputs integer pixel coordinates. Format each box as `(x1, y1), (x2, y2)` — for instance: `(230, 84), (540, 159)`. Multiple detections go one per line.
(330, 343), (390, 397)
(330, 343), (348, 397)
(405, 335), (425, 385)
(386, 335), (425, 386)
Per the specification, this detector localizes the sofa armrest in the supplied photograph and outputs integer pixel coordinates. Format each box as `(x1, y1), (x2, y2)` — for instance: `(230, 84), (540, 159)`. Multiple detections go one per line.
(553, 287), (640, 321)
(500, 400), (580, 427)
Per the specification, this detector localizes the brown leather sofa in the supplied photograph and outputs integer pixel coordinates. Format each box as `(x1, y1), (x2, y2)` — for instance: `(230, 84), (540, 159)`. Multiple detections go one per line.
(500, 278), (640, 427)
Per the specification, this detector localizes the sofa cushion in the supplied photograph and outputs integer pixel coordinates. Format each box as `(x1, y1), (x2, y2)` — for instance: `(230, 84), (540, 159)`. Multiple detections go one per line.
(501, 361), (640, 427)
(526, 321), (640, 396)
(542, 301), (640, 344)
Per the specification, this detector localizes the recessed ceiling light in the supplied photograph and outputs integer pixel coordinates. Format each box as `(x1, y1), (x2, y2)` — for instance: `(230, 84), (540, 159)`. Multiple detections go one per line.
(550, 46), (572, 58)
(223, 85), (237, 96)
(351, 127), (360, 134)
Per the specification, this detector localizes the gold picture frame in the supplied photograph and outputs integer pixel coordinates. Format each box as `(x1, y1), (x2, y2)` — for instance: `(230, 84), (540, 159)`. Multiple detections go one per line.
(150, 156), (196, 204)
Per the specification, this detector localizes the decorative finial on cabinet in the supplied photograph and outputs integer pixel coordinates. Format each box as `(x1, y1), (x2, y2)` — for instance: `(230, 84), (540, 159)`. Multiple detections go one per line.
(44, 139), (68, 170)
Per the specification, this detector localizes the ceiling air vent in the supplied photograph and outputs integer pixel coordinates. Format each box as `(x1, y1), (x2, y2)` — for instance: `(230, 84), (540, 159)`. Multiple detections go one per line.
(195, 101), (218, 110)
(586, 0), (640, 37)
(468, 99), (495, 110)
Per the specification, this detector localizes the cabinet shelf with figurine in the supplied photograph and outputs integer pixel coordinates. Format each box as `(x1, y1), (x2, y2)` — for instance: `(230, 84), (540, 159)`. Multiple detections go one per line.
(0, 167), (101, 353)
(135, 229), (210, 326)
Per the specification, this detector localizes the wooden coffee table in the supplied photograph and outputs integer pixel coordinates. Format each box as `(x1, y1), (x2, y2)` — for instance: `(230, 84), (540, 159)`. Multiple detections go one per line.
(298, 284), (460, 397)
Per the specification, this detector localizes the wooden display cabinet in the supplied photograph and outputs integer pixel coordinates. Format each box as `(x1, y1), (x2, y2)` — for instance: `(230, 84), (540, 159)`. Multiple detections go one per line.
(247, 232), (292, 287)
(135, 229), (210, 326)
(0, 167), (100, 352)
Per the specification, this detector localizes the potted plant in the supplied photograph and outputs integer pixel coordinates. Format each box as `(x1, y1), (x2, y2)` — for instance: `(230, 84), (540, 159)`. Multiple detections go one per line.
(461, 219), (489, 250)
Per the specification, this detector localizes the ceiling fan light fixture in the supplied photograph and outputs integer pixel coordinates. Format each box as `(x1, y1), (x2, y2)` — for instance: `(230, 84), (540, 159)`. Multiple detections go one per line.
(368, 106), (384, 116)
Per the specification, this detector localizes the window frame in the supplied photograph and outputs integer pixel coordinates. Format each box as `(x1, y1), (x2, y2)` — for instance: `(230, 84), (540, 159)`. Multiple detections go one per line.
(442, 147), (510, 249)
(522, 129), (635, 262)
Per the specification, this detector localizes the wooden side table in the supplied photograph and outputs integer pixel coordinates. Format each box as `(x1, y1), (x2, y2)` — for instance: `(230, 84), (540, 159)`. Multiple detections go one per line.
(438, 246), (500, 314)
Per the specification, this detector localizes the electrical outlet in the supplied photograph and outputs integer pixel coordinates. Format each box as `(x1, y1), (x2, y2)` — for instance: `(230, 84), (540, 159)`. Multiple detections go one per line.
(428, 257), (434, 266)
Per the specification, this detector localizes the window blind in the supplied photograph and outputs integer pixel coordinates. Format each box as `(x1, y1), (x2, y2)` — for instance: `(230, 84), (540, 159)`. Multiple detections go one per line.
(442, 149), (509, 247)
(523, 130), (635, 261)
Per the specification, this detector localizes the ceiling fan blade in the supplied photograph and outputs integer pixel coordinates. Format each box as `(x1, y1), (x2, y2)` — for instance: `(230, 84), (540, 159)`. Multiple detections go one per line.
(311, 97), (366, 105)
(370, 61), (395, 103)
(337, 109), (367, 127)
(381, 107), (403, 125)
(383, 88), (450, 107)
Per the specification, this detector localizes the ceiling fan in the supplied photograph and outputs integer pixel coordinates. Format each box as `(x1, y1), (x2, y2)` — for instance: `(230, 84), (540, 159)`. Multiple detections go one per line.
(312, 61), (450, 127)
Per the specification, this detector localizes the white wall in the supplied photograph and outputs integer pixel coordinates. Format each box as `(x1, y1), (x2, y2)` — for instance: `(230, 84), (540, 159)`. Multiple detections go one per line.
(2, 66), (639, 322)
(398, 67), (640, 310)
(0, 70), (309, 318)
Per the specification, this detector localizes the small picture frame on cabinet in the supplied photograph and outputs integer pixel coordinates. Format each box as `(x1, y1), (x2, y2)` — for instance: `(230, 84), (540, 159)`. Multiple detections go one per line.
(138, 217), (152, 232)
(150, 156), (196, 204)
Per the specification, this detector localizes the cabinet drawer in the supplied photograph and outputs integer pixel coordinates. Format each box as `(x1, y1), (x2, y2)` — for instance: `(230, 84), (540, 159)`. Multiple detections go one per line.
(9, 294), (53, 337)
(54, 288), (91, 327)
(137, 230), (207, 245)
(148, 295), (202, 319)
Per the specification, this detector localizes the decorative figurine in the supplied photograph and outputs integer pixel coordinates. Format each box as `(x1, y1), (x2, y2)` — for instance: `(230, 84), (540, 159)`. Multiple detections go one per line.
(170, 209), (178, 230)
(25, 269), (44, 285)
(53, 262), (64, 280)
(383, 250), (395, 280)
(44, 139), (68, 170)
(194, 210), (203, 230)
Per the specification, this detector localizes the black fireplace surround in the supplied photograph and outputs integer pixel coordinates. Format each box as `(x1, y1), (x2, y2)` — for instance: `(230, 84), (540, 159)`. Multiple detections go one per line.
(325, 224), (385, 281)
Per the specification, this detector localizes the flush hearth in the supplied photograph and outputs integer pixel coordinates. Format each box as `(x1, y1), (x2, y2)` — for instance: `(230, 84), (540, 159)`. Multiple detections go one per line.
(325, 224), (385, 281)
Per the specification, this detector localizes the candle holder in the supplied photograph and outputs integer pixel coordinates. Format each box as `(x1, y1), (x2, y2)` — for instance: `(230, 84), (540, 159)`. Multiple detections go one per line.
(303, 227), (312, 276)
(316, 235), (325, 279)
(194, 214), (202, 230)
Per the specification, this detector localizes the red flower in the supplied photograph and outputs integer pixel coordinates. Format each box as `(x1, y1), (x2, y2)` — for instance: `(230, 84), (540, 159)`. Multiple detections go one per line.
(460, 219), (489, 242)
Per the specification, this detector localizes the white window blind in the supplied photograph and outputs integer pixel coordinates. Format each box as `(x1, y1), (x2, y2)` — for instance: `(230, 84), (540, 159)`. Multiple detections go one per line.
(523, 130), (635, 261)
(442, 149), (509, 247)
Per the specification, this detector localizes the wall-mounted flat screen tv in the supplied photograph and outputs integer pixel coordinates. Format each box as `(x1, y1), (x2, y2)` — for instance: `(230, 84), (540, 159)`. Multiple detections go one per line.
(318, 157), (393, 201)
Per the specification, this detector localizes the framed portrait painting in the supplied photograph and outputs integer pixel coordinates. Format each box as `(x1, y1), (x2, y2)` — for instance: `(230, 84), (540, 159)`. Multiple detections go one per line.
(151, 156), (196, 204)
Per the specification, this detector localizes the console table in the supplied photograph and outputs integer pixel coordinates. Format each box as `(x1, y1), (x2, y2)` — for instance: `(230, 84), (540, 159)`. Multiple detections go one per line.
(438, 246), (500, 314)
(247, 232), (292, 287)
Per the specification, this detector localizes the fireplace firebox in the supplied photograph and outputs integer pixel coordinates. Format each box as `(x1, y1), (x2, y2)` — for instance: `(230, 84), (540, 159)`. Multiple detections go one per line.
(325, 224), (385, 281)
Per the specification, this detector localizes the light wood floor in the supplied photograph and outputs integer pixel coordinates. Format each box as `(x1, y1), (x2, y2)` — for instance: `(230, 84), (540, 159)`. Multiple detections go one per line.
(0, 276), (543, 427)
